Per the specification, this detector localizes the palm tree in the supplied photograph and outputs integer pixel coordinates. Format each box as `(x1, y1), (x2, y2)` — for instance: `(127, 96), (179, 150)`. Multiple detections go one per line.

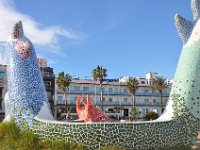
(92, 65), (107, 111)
(56, 72), (72, 113)
(151, 76), (168, 114)
(126, 78), (139, 110)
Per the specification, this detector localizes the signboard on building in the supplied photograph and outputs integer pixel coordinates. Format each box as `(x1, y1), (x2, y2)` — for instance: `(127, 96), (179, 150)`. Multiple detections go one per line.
(38, 58), (47, 68)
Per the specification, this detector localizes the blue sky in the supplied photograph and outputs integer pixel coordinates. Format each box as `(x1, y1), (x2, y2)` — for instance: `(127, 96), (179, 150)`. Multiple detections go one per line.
(0, 0), (193, 79)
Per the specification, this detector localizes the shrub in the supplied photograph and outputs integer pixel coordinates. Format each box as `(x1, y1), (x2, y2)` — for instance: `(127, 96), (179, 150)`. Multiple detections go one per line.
(39, 140), (67, 150)
(144, 111), (159, 121)
(17, 131), (40, 150)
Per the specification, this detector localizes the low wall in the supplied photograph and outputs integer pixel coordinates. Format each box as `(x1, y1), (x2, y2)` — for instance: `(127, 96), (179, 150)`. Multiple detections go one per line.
(30, 113), (199, 150)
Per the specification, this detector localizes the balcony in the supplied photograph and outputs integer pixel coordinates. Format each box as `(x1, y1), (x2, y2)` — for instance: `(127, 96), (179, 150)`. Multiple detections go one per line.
(42, 72), (55, 78)
(57, 100), (65, 105)
(56, 99), (167, 107)
(68, 90), (130, 95)
(67, 90), (169, 97)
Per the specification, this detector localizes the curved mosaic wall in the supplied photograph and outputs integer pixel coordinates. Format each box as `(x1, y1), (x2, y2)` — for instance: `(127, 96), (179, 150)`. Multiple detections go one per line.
(28, 113), (199, 150)
(6, 0), (200, 149)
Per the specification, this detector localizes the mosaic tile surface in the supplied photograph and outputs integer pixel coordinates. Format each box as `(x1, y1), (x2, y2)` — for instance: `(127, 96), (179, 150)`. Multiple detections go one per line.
(28, 113), (199, 150)
(7, 21), (53, 126)
(5, 0), (200, 149)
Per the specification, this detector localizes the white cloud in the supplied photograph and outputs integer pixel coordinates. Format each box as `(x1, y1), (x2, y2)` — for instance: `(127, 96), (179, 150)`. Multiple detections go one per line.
(0, 0), (83, 45)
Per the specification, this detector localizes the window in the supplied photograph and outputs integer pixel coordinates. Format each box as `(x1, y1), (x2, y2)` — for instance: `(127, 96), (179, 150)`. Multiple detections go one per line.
(152, 89), (156, 94)
(142, 108), (146, 114)
(43, 71), (53, 77)
(108, 108), (114, 113)
(164, 99), (168, 104)
(57, 96), (64, 104)
(124, 98), (128, 102)
(109, 88), (113, 93)
(0, 70), (4, 78)
(0, 89), (2, 98)
(47, 92), (52, 99)
(44, 81), (51, 89)
(136, 98), (140, 105)
(153, 99), (157, 104)
(73, 86), (80, 91)
(96, 97), (99, 101)
(83, 87), (89, 90)
(144, 99), (149, 104)
(58, 96), (62, 100)
(123, 88), (128, 93)
(141, 81), (146, 84)
(144, 89), (148, 93)
(83, 87), (89, 92)
(109, 98), (113, 102)
(163, 90), (168, 94)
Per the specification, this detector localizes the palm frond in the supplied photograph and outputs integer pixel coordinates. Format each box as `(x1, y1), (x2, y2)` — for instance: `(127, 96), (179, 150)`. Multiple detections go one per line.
(126, 78), (139, 95)
(92, 65), (107, 82)
(150, 76), (168, 91)
(56, 72), (72, 92)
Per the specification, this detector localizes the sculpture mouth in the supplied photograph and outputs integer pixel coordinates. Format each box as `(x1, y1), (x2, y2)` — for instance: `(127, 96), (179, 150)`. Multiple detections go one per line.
(15, 40), (32, 59)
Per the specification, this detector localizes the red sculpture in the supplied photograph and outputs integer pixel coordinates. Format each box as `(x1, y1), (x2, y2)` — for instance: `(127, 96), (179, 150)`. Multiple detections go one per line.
(76, 95), (111, 122)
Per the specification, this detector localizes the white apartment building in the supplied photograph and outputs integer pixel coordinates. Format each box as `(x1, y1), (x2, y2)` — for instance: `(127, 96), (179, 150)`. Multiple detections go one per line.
(55, 72), (172, 120)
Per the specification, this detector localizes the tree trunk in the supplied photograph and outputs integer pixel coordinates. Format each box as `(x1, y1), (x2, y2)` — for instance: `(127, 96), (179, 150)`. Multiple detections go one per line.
(64, 92), (67, 113)
(159, 90), (163, 114)
(100, 82), (103, 111)
(133, 94), (136, 109)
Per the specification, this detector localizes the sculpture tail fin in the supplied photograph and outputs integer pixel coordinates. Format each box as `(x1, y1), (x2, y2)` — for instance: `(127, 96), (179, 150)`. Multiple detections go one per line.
(174, 14), (193, 45)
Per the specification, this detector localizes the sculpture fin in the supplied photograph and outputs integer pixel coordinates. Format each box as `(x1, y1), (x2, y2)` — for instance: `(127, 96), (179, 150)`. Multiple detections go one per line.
(174, 14), (193, 45)
(192, 0), (200, 21)
(12, 21), (24, 39)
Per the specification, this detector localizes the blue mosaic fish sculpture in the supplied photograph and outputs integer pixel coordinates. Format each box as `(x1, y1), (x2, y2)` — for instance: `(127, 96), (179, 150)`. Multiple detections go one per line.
(5, 0), (200, 149)
(6, 21), (54, 126)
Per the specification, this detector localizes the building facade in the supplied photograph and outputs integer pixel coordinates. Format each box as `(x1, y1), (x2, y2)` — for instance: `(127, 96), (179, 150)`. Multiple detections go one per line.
(55, 72), (171, 120)
(40, 67), (55, 115)
(37, 58), (55, 116)
(0, 65), (7, 120)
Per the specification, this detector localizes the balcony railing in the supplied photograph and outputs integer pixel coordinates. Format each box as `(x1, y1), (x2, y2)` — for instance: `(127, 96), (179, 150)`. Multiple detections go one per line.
(67, 90), (169, 96)
(42, 72), (55, 77)
(56, 99), (167, 106)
